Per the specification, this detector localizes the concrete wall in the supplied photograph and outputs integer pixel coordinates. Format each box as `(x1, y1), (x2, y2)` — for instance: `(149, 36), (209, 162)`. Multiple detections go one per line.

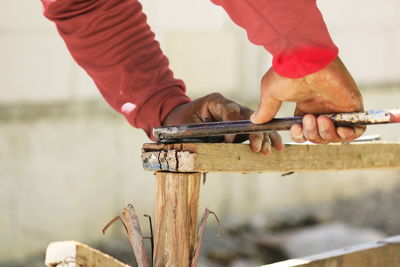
(1, 0), (400, 263)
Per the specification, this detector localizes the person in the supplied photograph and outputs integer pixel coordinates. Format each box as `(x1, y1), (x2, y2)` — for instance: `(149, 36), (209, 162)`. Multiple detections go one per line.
(41, 0), (364, 155)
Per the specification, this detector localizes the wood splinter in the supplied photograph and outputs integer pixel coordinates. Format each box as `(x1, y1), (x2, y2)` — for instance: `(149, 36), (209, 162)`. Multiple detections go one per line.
(192, 208), (222, 267)
(103, 204), (150, 267)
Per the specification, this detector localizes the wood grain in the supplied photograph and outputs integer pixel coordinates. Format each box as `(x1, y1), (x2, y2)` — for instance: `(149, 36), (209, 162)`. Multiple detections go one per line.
(142, 142), (400, 173)
(121, 205), (150, 267)
(45, 240), (131, 267)
(153, 172), (201, 267)
(262, 235), (400, 267)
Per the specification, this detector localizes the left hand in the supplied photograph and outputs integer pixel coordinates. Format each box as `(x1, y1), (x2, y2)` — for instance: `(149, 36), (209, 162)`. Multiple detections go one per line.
(163, 92), (284, 155)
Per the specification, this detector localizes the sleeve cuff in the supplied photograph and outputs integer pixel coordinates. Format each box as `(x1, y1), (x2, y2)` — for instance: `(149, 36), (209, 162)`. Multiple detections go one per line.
(269, 2), (339, 78)
(272, 46), (338, 78)
(125, 86), (191, 140)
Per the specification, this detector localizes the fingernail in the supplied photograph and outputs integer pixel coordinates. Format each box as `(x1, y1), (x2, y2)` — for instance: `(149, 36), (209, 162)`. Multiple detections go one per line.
(263, 143), (271, 155)
(252, 138), (262, 153)
(354, 127), (364, 137)
(250, 112), (257, 122)
(225, 134), (235, 143)
(294, 133), (304, 140)
(319, 124), (327, 133)
(303, 115), (313, 128)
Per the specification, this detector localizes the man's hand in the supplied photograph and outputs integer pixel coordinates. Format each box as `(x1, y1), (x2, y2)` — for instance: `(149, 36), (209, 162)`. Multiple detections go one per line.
(163, 93), (284, 155)
(251, 57), (365, 144)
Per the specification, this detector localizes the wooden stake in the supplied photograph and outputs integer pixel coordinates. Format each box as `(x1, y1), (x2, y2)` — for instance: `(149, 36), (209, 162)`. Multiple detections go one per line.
(154, 172), (201, 267)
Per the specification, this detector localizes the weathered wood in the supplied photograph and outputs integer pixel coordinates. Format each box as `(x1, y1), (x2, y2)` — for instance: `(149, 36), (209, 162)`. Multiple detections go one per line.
(142, 142), (400, 173)
(45, 240), (130, 267)
(262, 235), (400, 267)
(154, 172), (201, 267)
(121, 205), (150, 267)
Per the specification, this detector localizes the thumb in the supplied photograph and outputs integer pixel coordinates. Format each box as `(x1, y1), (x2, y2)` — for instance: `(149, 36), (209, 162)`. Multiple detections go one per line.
(250, 94), (282, 124)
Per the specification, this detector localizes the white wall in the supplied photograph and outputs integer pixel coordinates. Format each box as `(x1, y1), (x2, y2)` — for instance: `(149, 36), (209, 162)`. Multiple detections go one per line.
(320, 0), (400, 84)
(2, 0), (400, 103)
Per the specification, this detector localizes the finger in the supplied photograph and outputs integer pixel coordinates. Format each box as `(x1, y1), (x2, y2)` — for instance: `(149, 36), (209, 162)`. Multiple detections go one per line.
(249, 132), (263, 153)
(317, 115), (342, 143)
(294, 106), (306, 116)
(269, 132), (284, 150)
(303, 114), (327, 144)
(250, 93), (282, 124)
(221, 102), (241, 121)
(224, 134), (236, 143)
(354, 126), (366, 138)
(337, 126), (366, 141)
(261, 133), (272, 155)
(220, 102), (241, 143)
(239, 106), (254, 120)
(290, 124), (306, 143)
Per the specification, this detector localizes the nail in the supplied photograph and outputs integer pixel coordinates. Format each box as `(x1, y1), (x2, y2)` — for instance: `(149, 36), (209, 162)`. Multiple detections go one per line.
(225, 134), (235, 143)
(263, 143), (271, 155)
(354, 127), (364, 137)
(303, 115), (313, 129)
(250, 112), (257, 122)
(252, 138), (262, 153)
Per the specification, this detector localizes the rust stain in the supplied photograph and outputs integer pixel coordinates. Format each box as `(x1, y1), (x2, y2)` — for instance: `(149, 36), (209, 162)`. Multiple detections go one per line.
(328, 110), (390, 124)
(142, 143), (198, 153)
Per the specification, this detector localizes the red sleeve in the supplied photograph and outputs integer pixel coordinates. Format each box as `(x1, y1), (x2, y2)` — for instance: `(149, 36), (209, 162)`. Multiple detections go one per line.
(211, 0), (338, 78)
(41, 0), (191, 138)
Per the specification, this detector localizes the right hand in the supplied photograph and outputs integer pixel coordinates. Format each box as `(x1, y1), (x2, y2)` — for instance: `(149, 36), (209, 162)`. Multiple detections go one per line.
(251, 57), (365, 144)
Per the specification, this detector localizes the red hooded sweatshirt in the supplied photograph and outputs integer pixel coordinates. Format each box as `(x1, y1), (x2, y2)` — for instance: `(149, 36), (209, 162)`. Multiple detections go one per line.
(41, 0), (338, 138)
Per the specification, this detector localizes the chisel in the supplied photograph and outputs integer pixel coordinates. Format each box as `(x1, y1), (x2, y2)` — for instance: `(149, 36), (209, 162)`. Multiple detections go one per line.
(153, 109), (400, 143)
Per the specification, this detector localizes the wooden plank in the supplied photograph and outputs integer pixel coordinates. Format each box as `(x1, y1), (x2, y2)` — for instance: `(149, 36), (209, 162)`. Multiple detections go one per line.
(154, 172), (201, 267)
(45, 240), (130, 267)
(142, 142), (400, 173)
(261, 235), (400, 267)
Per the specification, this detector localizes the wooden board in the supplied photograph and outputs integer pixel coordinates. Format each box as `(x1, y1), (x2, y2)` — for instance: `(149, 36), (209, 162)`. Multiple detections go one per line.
(45, 240), (130, 267)
(142, 142), (400, 173)
(261, 235), (400, 267)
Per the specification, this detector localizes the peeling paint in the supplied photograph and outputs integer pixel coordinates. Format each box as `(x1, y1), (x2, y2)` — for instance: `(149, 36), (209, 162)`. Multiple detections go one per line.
(142, 150), (195, 172)
(328, 110), (391, 124)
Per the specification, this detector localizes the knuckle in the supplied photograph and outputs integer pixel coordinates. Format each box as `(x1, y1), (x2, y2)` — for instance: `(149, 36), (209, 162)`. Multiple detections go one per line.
(293, 137), (305, 143)
(346, 98), (363, 112)
(207, 92), (223, 99)
(305, 132), (320, 142)
(225, 102), (241, 113)
(249, 132), (262, 141)
(303, 129), (315, 138)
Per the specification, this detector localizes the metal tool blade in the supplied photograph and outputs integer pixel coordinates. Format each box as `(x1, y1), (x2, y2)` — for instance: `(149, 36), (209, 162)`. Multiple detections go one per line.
(154, 109), (400, 143)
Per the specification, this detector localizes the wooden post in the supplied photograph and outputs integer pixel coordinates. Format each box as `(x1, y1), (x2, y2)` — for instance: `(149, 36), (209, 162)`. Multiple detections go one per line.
(154, 172), (201, 267)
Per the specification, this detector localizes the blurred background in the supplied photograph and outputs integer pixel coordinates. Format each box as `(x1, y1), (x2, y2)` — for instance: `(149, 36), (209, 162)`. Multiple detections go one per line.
(1, 0), (400, 266)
